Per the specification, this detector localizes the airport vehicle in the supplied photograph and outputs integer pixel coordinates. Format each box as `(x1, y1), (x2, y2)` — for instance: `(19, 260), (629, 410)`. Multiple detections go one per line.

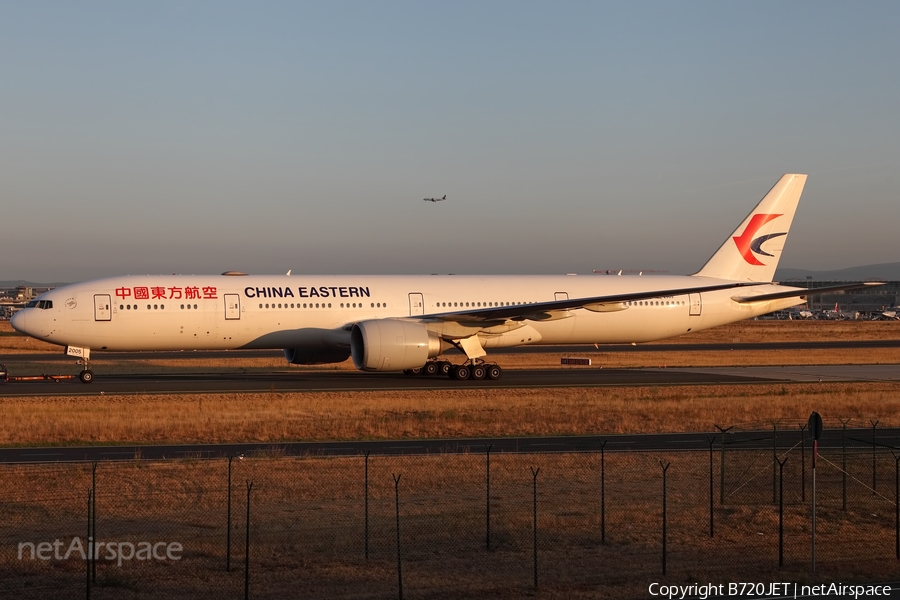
(11, 174), (879, 383)
(423, 195), (446, 202)
(0, 364), (76, 383)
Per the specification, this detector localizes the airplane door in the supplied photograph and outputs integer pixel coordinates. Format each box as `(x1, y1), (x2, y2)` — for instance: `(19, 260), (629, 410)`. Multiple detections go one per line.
(689, 293), (702, 316)
(94, 295), (111, 321)
(225, 294), (241, 320)
(408, 293), (424, 316)
(555, 292), (568, 301)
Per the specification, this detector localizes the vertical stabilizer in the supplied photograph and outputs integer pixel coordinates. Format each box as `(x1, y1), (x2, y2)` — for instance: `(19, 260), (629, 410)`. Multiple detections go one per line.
(694, 174), (807, 282)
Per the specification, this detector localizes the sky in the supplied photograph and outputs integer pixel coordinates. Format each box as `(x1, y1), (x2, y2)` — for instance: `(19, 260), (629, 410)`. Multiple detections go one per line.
(2, 1), (898, 282)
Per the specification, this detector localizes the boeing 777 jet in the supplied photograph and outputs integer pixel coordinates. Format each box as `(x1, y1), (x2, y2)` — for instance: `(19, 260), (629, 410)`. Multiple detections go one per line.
(11, 174), (878, 383)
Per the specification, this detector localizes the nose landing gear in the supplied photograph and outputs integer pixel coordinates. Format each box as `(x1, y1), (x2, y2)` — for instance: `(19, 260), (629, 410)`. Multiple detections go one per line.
(66, 346), (95, 384)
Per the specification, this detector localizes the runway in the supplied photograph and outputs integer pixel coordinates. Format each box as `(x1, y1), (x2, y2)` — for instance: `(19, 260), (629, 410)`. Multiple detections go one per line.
(1, 364), (899, 396)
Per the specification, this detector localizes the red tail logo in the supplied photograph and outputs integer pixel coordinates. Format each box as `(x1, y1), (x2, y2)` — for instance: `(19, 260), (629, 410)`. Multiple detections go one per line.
(733, 214), (784, 266)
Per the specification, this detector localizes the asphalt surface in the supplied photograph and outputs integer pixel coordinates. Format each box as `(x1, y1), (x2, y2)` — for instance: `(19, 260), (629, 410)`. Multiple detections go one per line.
(4, 339), (900, 395)
(2, 363), (900, 396)
(0, 366), (783, 396)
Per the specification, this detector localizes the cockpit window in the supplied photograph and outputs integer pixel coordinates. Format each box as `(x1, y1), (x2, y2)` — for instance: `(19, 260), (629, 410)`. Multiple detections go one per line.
(24, 300), (52, 309)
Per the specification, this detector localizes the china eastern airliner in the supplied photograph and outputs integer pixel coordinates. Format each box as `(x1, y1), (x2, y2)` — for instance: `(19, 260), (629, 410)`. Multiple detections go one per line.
(11, 174), (878, 383)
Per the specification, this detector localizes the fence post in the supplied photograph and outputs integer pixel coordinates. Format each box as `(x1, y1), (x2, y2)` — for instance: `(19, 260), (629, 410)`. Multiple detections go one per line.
(715, 425), (733, 504)
(772, 422), (778, 504)
(245, 481), (253, 600)
(86, 488), (92, 600)
(91, 462), (97, 583)
(227, 455), (233, 572)
(531, 467), (540, 590)
(600, 440), (607, 544)
(776, 456), (787, 569)
(707, 436), (715, 537)
(872, 420), (880, 495)
(393, 473), (403, 600)
(661, 461), (670, 575)
(485, 445), (492, 551)
(894, 453), (899, 560)
(364, 452), (370, 560)
(840, 418), (852, 511)
(800, 424), (807, 502)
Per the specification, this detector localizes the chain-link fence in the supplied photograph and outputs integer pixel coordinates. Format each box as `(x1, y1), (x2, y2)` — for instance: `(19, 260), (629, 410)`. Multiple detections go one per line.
(2, 423), (900, 599)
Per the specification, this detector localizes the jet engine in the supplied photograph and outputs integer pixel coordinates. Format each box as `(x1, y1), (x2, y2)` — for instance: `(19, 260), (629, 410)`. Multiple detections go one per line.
(284, 347), (351, 365)
(350, 319), (446, 371)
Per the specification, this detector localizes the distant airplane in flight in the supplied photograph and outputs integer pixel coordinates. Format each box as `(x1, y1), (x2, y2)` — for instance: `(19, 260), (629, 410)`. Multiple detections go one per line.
(11, 174), (881, 383)
(423, 195), (446, 202)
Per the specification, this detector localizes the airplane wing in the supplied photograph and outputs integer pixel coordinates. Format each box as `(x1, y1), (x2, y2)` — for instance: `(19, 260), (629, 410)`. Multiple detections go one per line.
(730, 282), (884, 304)
(418, 281), (762, 325)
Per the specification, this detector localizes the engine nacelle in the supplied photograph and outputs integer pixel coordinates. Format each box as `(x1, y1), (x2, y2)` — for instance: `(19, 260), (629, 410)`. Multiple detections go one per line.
(350, 319), (445, 371)
(284, 347), (351, 365)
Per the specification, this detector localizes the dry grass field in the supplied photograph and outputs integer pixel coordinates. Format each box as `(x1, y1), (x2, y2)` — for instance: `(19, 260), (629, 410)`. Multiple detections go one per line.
(1, 449), (896, 599)
(1, 319), (899, 446)
(1, 383), (900, 446)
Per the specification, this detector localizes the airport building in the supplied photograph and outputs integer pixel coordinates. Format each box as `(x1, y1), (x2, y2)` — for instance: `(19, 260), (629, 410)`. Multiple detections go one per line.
(780, 280), (900, 316)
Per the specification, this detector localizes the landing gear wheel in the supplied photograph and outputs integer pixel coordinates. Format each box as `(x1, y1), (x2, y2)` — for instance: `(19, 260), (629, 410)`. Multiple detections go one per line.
(470, 364), (487, 380)
(403, 369), (414, 376)
(486, 364), (502, 380)
(454, 364), (470, 380)
(437, 361), (452, 376)
(410, 367), (423, 376)
(79, 369), (94, 384)
(423, 362), (439, 376)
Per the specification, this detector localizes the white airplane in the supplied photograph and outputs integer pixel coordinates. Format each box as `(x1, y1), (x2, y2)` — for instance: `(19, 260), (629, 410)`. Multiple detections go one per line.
(423, 195), (446, 202)
(823, 302), (845, 320)
(11, 174), (880, 383)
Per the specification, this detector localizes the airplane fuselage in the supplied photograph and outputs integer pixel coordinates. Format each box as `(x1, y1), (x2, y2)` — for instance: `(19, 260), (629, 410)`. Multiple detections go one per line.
(14, 273), (802, 353)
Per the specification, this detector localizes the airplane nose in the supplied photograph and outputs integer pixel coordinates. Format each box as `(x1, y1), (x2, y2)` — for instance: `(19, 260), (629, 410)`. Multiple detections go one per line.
(10, 310), (26, 334)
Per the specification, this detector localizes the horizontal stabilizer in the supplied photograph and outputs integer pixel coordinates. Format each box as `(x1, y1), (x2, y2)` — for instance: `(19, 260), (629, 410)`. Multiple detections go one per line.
(731, 282), (884, 304)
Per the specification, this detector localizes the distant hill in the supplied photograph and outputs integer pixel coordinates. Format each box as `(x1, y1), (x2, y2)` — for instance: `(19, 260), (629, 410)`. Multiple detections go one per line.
(0, 280), (70, 288)
(776, 262), (900, 282)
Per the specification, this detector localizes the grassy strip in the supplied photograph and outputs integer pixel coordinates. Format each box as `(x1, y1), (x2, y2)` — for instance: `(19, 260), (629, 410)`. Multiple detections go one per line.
(1, 382), (898, 446)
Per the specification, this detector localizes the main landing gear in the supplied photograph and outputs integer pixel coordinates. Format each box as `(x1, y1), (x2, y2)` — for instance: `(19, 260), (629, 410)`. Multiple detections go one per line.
(403, 360), (502, 381)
